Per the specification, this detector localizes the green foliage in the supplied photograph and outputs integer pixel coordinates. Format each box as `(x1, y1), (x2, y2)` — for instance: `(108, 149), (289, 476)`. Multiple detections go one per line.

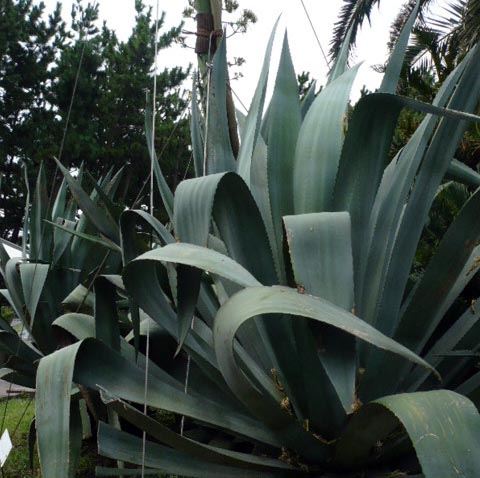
(0, 0), (66, 242)
(0, 397), (39, 477)
(0, 397), (97, 477)
(0, 0), (191, 240)
(26, 4), (480, 478)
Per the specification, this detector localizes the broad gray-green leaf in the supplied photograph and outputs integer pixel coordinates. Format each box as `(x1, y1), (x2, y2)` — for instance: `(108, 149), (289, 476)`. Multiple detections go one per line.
(36, 337), (281, 474)
(284, 212), (355, 421)
(36, 343), (78, 478)
(215, 287), (436, 412)
(128, 244), (261, 289)
(214, 286), (437, 461)
(294, 65), (360, 213)
(266, 33), (301, 281)
(172, 172), (276, 348)
(334, 390), (480, 478)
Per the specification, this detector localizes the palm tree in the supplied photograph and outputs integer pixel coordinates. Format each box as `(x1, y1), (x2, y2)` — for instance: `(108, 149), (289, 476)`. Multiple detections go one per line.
(330, 0), (479, 78)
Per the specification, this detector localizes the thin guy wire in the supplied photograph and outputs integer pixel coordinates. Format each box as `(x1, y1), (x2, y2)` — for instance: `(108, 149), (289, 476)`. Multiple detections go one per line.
(141, 0), (159, 475)
(11, 394), (34, 439)
(300, 0), (331, 68)
(228, 84), (248, 113)
(182, 152), (194, 181)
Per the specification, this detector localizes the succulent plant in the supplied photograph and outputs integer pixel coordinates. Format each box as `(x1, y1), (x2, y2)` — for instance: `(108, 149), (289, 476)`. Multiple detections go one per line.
(0, 163), (124, 388)
(35, 5), (480, 478)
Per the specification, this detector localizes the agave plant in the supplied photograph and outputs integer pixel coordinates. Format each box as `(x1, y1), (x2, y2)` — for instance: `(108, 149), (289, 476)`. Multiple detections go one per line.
(0, 163), (125, 389)
(35, 4), (480, 478)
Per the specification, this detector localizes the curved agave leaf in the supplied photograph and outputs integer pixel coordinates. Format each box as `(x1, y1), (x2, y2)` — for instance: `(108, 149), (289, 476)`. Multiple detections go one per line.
(126, 243), (260, 289)
(0, 367), (35, 388)
(213, 286), (438, 462)
(175, 172), (277, 284)
(120, 209), (176, 351)
(214, 286), (437, 413)
(334, 390), (480, 477)
(4, 258), (27, 326)
(36, 338), (282, 478)
(46, 220), (121, 253)
(101, 391), (298, 474)
(173, 172), (277, 348)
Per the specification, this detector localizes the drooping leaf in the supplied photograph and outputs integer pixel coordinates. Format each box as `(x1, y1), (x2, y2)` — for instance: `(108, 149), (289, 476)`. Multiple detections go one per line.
(97, 422), (288, 478)
(334, 390), (480, 478)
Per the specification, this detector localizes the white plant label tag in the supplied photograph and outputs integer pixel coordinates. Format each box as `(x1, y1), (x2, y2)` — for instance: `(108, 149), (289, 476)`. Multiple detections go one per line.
(0, 429), (12, 467)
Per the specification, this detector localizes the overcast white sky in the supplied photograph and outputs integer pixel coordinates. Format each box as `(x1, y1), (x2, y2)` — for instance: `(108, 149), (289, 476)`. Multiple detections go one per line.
(40, 0), (442, 107)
